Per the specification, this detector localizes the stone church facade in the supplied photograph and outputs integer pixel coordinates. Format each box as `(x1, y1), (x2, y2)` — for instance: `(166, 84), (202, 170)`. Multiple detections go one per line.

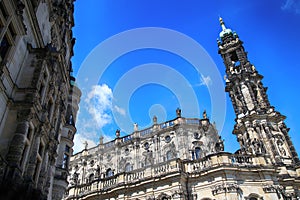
(64, 18), (300, 200)
(0, 0), (80, 200)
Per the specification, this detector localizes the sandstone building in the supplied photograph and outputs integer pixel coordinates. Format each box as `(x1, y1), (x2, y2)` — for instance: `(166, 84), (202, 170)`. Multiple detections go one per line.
(64, 18), (300, 200)
(0, 0), (80, 199)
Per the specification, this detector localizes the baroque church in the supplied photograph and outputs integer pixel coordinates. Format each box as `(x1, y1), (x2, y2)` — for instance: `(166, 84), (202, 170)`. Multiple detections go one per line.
(0, 0), (80, 199)
(0, 0), (299, 200)
(64, 19), (300, 200)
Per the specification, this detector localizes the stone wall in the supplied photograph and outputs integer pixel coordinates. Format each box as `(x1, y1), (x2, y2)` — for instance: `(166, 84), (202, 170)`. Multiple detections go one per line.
(0, 0), (80, 199)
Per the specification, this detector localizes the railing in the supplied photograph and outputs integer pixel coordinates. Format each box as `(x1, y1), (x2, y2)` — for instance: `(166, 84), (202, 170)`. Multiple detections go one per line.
(159, 120), (175, 129)
(125, 168), (145, 183)
(104, 141), (114, 148)
(66, 153), (264, 199)
(230, 154), (253, 165)
(122, 135), (132, 143)
(185, 118), (200, 125)
(66, 159), (181, 199)
(140, 127), (153, 136)
(184, 153), (255, 175)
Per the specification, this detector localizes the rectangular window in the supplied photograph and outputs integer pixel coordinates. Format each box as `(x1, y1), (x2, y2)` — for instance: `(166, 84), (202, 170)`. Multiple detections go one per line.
(47, 100), (53, 120)
(62, 153), (69, 169)
(65, 145), (70, 153)
(39, 83), (44, 97)
(20, 126), (34, 172)
(0, 34), (10, 60)
(0, 2), (18, 63)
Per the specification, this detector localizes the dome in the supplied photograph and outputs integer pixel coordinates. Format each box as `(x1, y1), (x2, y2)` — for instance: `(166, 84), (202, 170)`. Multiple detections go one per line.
(218, 17), (233, 39)
(219, 28), (233, 38)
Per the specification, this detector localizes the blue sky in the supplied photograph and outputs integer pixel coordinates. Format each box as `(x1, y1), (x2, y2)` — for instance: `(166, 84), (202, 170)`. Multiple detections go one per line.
(72, 0), (300, 154)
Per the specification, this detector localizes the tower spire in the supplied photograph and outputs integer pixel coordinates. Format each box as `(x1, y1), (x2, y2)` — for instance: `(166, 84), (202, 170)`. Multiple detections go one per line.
(217, 18), (299, 165)
(219, 17), (227, 31)
(218, 17), (233, 40)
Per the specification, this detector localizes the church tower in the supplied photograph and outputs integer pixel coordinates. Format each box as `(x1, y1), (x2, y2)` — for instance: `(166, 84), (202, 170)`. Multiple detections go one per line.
(217, 17), (299, 165)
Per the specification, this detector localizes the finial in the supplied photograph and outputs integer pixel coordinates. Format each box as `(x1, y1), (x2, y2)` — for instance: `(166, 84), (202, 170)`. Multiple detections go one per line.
(99, 134), (104, 144)
(176, 108), (181, 118)
(218, 17), (233, 39)
(153, 115), (157, 124)
(133, 123), (138, 131)
(115, 129), (120, 138)
(84, 141), (88, 150)
(203, 110), (207, 119)
(219, 17), (227, 31)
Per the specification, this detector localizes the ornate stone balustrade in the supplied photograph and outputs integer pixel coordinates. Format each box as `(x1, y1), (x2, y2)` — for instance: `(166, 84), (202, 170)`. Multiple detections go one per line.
(125, 168), (145, 183)
(139, 127), (153, 137)
(66, 153), (265, 199)
(186, 153), (255, 174)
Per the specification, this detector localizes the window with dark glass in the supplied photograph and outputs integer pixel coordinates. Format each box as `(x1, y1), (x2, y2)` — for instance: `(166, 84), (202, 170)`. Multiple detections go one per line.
(125, 163), (132, 172)
(65, 145), (70, 153)
(165, 135), (171, 143)
(89, 173), (94, 183)
(166, 151), (172, 161)
(20, 126), (34, 170)
(195, 147), (201, 159)
(62, 153), (69, 169)
(0, 34), (9, 59)
(106, 168), (113, 177)
(0, 2), (18, 62)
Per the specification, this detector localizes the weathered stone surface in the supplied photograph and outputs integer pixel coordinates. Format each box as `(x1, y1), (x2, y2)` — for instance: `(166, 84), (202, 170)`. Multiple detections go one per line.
(0, 0), (80, 199)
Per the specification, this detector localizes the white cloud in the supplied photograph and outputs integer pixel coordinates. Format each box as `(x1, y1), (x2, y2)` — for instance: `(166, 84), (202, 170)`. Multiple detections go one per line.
(85, 84), (113, 128)
(73, 134), (96, 154)
(282, 0), (300, 14)
(73, 84), (127, 153)
(113, 105), (126, 116)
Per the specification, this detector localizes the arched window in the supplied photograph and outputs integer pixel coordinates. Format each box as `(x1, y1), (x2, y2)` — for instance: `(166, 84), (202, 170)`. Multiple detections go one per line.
(247, 193), (260, 200)
(166, 151), (172, 161)
(106, 168), (113, 177)
(89, 173), (94, 182)
(195, 147), (201, 159)
(125, 163), (132, 172)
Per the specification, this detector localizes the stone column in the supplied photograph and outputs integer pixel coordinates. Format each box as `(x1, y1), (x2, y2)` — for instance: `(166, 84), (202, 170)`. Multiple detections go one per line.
(24, 133), (41, 182)
(6, 121), (29, 166)
(5, 110), (31, 180)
